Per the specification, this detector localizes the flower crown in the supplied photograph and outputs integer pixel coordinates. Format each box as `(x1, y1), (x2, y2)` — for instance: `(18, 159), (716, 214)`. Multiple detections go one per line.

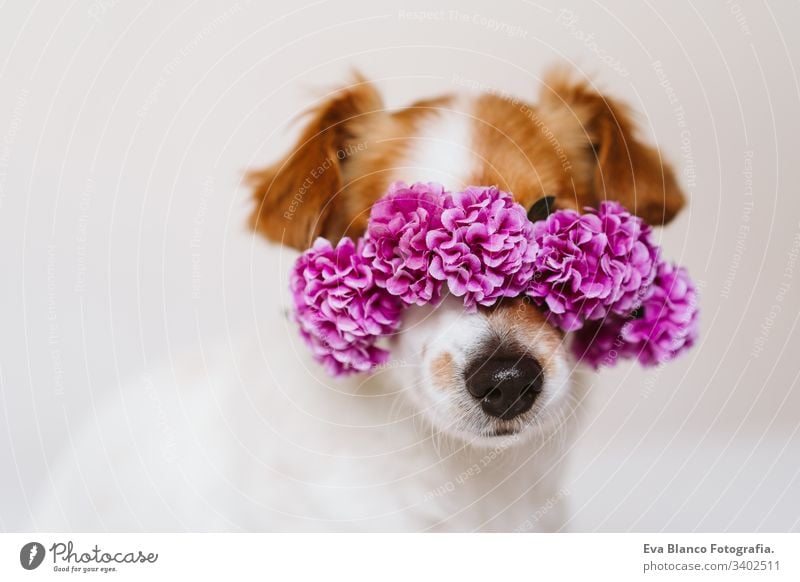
(290, 182), (699, 376)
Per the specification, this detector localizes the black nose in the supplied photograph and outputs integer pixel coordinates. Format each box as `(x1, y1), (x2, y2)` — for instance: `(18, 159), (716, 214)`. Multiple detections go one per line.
(465, 356), (544, 420)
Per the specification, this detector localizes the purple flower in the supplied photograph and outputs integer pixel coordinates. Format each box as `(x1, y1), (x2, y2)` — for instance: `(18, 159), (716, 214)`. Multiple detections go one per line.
(291, 237), (404, 376)
(622, 260), (699, 366)
(572, 260), (699, 367)
(362, 181), (447, 305)
(527, 201), (659, 331)
(289, 180), (700, 376)
(428, 186), (539, 308)
(570, 318), (628, 369)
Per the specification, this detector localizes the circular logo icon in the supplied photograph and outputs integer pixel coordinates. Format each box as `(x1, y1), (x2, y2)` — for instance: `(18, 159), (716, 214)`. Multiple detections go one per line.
(20, 542), (45, 570)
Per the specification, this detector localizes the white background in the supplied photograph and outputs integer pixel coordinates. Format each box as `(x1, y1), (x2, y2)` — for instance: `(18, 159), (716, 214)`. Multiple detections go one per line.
(1, 533), (797, 581)
(1, 0), (799, 531)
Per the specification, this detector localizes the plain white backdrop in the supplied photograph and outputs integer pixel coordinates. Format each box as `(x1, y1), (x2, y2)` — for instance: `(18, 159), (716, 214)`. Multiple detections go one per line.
(1, 0), (799, 530)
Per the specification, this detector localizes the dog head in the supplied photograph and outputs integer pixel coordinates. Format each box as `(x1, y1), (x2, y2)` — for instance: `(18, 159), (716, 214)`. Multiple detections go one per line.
(249, 69), (685, 446)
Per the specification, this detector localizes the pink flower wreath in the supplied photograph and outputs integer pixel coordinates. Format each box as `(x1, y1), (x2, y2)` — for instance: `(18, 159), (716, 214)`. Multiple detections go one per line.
(290, 181), (699, 376)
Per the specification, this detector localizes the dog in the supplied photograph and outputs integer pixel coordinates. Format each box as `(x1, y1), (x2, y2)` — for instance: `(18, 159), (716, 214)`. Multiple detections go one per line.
(30, 69), (684, 532)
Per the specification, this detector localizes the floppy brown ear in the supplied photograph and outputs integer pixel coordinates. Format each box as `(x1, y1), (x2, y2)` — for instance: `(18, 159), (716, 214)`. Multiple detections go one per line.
(590, 100), (685, 225)
(541, 71), (686, 225)
(248, 77), (383, 249)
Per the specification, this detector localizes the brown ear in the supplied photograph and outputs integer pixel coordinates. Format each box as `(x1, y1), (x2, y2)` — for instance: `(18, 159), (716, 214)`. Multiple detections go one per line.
(248, 76), (383, 249)
(541, 71), (686, 225)
(590, 100), (685, 225)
